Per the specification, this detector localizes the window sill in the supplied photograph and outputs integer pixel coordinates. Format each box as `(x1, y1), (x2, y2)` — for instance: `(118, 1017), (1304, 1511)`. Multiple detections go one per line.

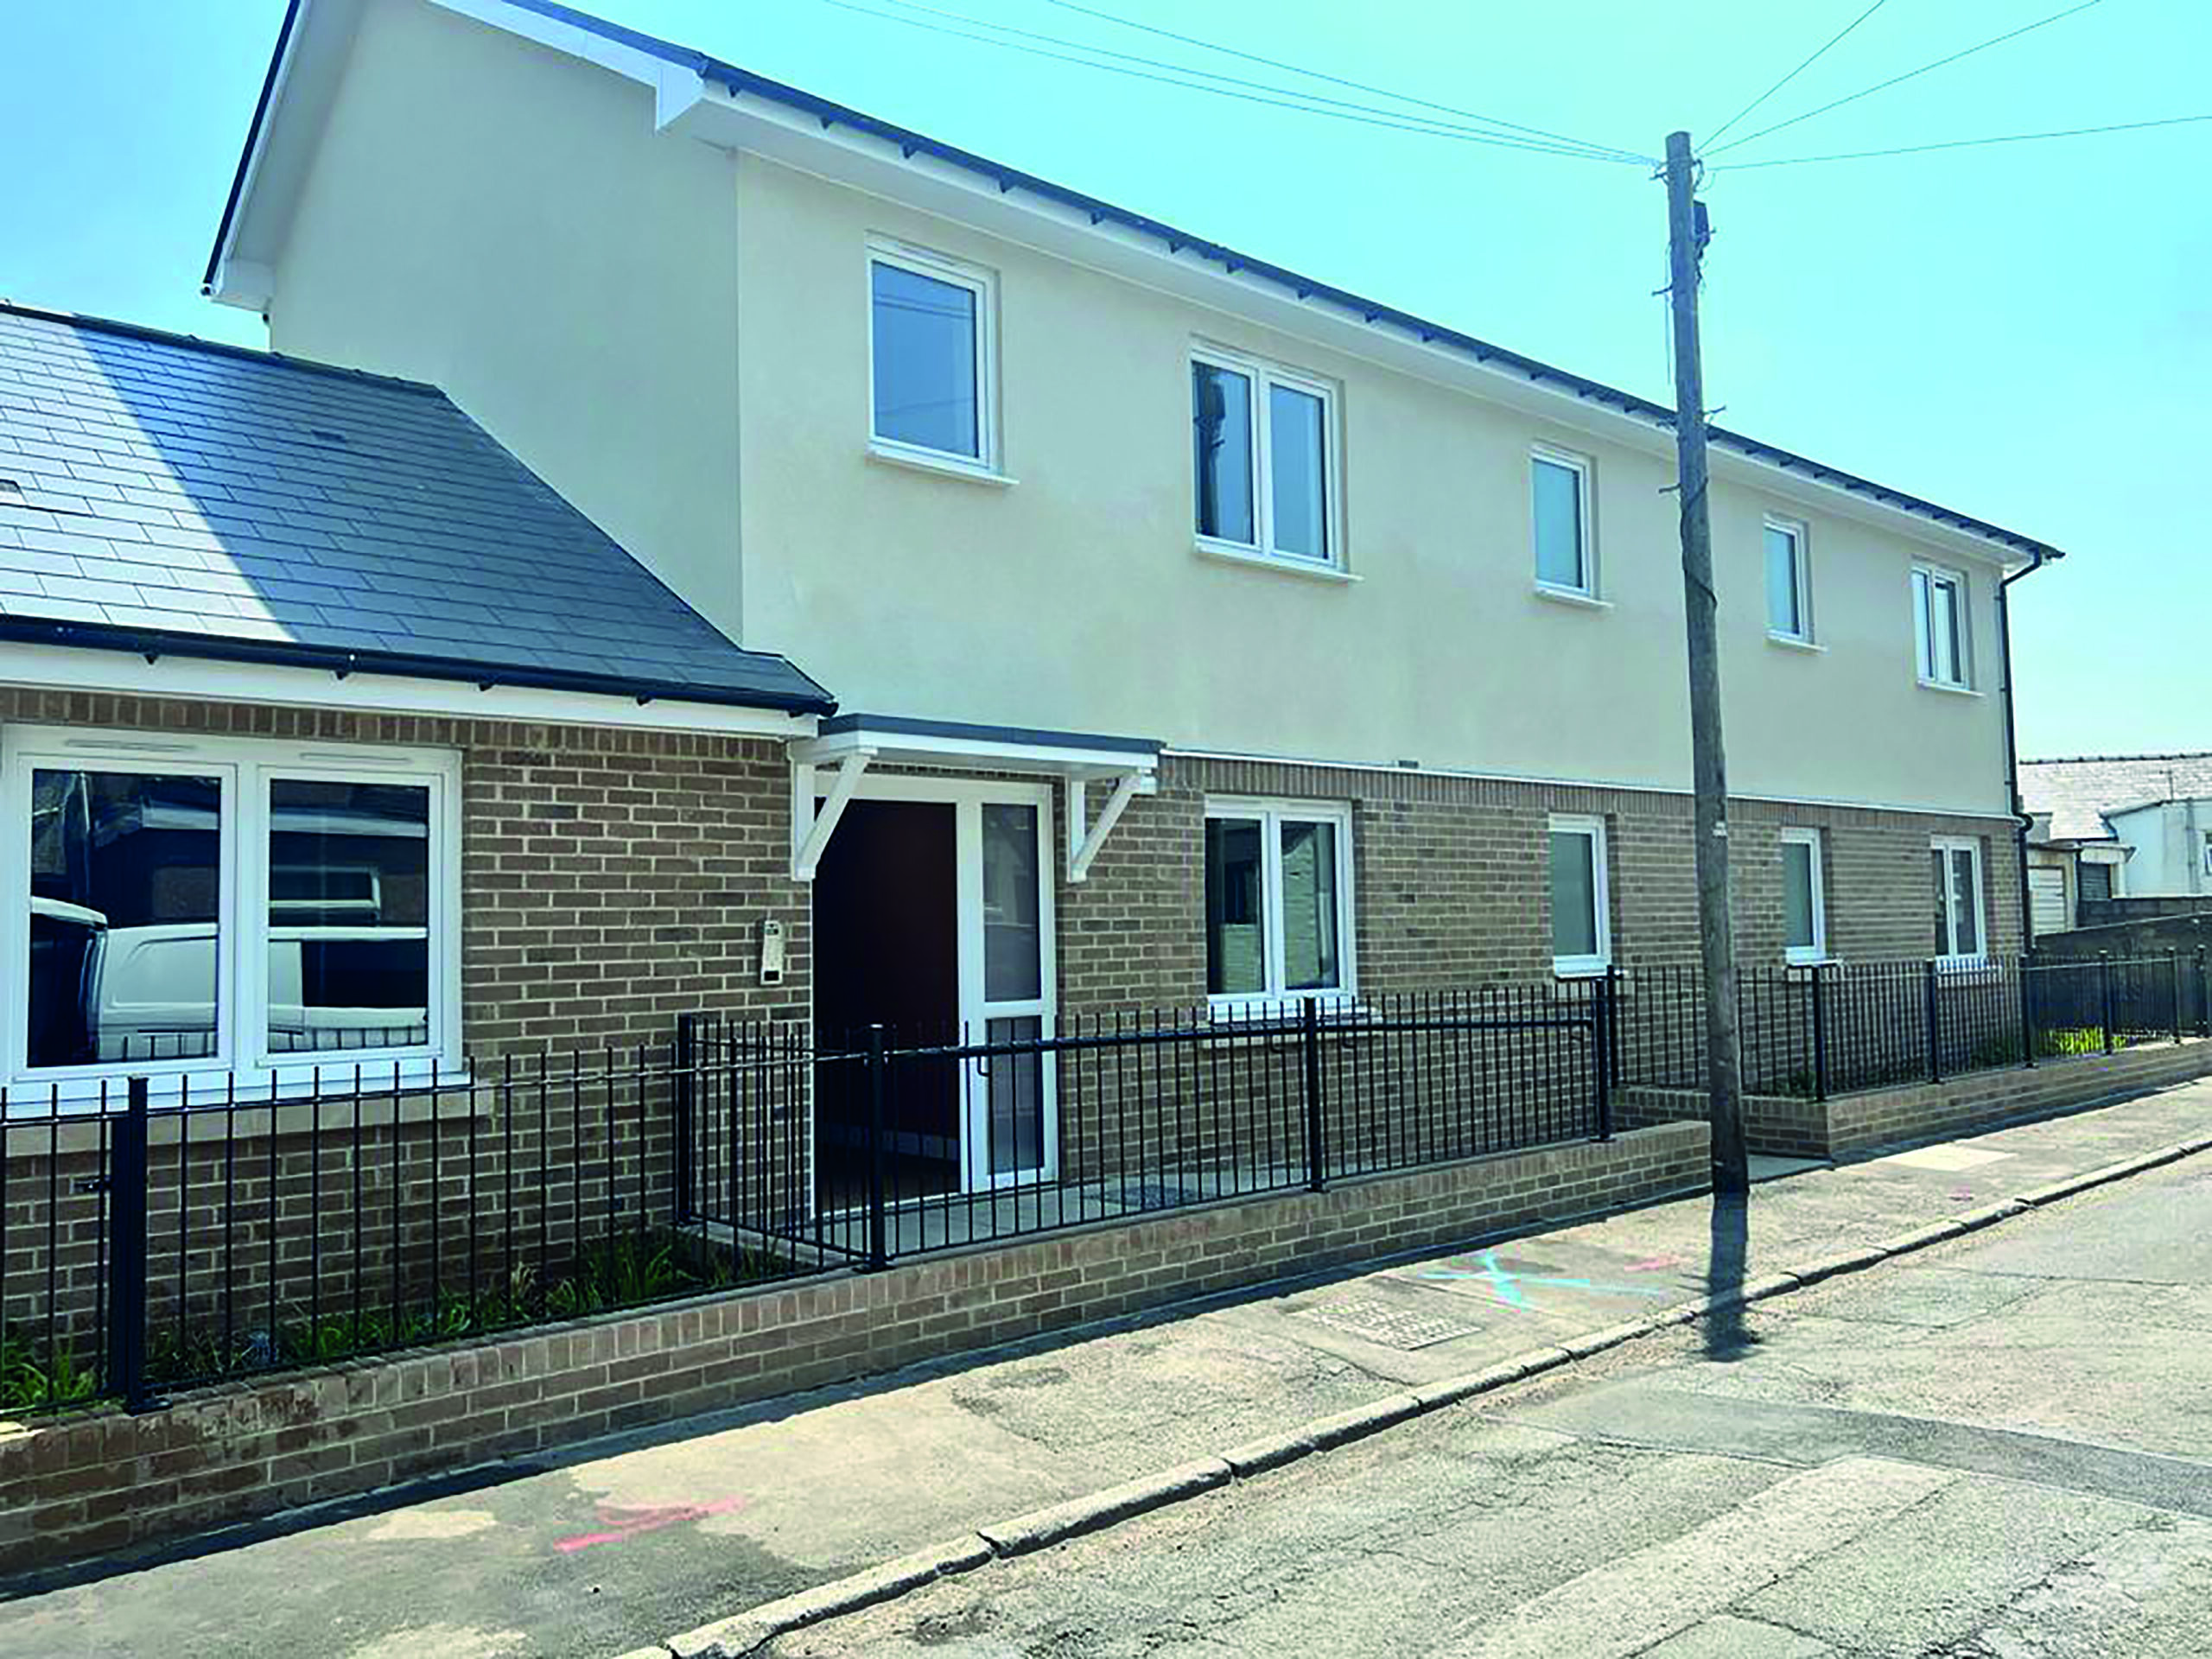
(1917, 677), (1982, 698)
(1192, 541), (1358, 583)
(1205, 992), (1358, 1025)
(4, 1058), (478, 1135)
(1768, 632), (1826, 653)
(1533, 583), (1610, 612)
(864, 442), (1016, 487)
(1553, 960), (1612, 981)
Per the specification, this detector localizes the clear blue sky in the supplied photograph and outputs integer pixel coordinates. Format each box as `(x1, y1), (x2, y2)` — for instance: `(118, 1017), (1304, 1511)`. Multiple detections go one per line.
(4, 0), (2206, 759)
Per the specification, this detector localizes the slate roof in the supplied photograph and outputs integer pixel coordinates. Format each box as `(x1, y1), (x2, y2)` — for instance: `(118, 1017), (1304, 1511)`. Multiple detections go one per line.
(0, 303), (832, 714)
(2020, 753), (2212, 843)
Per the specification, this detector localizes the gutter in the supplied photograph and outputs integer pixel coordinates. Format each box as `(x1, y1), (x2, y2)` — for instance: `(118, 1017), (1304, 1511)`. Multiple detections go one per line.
(1997, 548), (2062, 950)
(0, 617), (837, 718)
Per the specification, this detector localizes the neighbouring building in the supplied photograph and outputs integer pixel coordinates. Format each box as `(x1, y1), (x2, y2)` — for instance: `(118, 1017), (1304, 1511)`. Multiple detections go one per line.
(3, 0), (2065, 1219)
(2021, 753), (2212, 934)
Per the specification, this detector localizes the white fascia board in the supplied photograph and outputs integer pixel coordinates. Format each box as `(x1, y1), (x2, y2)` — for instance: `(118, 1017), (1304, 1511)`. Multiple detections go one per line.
(791, 725), (1160, 777)
(0, 644), (817, 741)
(209, 0), (368, 310)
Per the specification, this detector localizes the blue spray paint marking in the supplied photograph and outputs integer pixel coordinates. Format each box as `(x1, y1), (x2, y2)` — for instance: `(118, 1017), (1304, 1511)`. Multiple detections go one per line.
(1417, 1249), (1674, 1311)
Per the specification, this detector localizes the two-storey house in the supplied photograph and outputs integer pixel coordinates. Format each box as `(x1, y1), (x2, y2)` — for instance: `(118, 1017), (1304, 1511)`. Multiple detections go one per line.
(3, 0), (2062, 1211)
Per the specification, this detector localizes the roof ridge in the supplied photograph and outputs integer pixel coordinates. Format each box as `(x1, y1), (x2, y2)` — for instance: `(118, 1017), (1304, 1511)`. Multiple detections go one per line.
(2023, 752), (2212, 765)
(0, 299), (449, 400)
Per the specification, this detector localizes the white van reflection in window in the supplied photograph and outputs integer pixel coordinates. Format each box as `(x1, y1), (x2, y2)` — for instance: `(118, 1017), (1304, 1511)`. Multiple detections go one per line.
(26, 771), (430, 1069)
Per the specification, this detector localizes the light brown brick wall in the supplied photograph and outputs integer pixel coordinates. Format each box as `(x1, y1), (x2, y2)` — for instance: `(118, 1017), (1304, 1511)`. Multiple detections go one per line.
(1056, 753), (2024, 1015)
(0, 690), (810, 1052)
(1617, 1035), (2212, 1158)
(0, 1119), (1707, 1577)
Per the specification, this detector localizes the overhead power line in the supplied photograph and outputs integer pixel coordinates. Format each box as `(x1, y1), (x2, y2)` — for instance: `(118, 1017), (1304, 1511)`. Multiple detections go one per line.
(1701, 0), (1891, 150)
(1707, 0), (2107, 158)
(1709, 111), (2212, 169)
(1032, 0), (1656, 163)
(799, 0), (1651, 163)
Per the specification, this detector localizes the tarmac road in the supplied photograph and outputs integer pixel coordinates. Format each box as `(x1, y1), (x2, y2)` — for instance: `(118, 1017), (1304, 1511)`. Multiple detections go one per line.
(772, 1155), (2212, 1658)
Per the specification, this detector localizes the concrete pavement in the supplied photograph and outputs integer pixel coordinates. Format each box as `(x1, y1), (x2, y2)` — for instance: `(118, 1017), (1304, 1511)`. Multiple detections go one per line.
(0, 1077), (2205, 1658)
(772, 1153), (2212, 1657)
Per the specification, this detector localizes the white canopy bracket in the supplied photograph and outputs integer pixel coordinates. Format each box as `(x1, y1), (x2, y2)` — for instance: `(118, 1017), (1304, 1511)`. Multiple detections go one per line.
(1065, 770), (1149, 884)
(791, 749), (874, 881)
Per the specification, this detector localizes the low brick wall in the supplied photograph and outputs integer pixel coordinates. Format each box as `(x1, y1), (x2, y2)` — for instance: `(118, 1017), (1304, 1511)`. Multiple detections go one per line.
(1822, 1039), (2212, 1157)
(1618, 1037), (2212, 1160)
(0, 1122), (1705, 1579)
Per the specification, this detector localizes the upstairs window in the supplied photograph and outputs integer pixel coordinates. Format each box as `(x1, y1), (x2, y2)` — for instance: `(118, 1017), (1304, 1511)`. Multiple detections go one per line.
(1912, 563), (1969, 689)
(1548, 815), (1611, 976)
(1932, 836), (1984, 963)
(1532, 448), (1594, 597)
(7, 729), (460, 1096)
(1765, 519), (1812, 642)
(868, 241), (995, 469)
(1192, 350), (1338, 568)
(1204, 800), (1352, 1003)
(1780, 827), (1826, 963)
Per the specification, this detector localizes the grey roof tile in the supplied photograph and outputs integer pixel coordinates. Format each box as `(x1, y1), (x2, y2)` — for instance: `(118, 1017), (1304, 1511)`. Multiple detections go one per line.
(0, 305), (832, 713)
(2021, 754), (2212, 842)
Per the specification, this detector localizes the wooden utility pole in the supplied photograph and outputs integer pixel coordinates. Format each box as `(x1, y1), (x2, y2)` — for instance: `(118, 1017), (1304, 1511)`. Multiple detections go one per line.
(1663, 130), (1749, 1196)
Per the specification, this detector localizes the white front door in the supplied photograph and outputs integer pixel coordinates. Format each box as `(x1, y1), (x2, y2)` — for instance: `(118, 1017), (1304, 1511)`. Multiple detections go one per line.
(963, 790), (1057, 1190)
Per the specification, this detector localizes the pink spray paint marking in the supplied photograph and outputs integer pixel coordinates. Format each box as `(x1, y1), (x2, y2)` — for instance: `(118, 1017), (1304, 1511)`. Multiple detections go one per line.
(1949, 1187), (1976, 1202)
(555, 1496), (745, 1554)
(1627, 1255), (1681, 1272)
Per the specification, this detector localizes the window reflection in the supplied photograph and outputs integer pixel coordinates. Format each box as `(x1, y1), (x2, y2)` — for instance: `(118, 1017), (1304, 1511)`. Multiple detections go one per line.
(268, 780), (431, 1053)
(1205, 817), (1267, 996)
(28, 770), (222, 1068)
(1192, 362), (1255, 544)
(871, 260), (981, 458)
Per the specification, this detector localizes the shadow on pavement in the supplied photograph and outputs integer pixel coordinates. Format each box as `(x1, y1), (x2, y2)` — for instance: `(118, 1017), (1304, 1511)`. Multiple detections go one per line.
(1703, 1191), (1758, 1362)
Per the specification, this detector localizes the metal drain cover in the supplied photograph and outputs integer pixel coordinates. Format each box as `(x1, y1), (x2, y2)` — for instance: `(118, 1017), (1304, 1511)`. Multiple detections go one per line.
(1296, 1294), (1482, 1350)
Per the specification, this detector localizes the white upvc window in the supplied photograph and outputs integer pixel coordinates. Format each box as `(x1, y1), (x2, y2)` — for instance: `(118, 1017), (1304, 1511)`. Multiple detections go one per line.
(1191, 346), (1341, 569)
(4, 728), (462, 1103)
(868, 238), (999, 473)
(1765, 518), (1813, 643)
(1912, 562), (1970, 689)
(1779, 827), (1827, 964)
(1203, 798), (1354, 1006)
(1931, 836), (1986, 963)
(1531, 445), (1596, 598)
(1548, 814), (1611, 976)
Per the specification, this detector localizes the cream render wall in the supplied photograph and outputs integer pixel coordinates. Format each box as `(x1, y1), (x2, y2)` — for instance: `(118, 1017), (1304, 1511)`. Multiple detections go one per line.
(266, 0), (747, 639)
(732, 156), (2012, 814)
(261, 0), (2016, 818)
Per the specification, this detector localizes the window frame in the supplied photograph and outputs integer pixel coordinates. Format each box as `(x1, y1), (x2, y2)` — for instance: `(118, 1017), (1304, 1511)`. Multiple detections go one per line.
(1911, 561), (1971, 690)
(1530, 444), (1598, 600)
(1547, 813), (1611, 977)
(1190, 344), (1343, 572)
(3, 727), (463, 1103)
(1764, 516), (1814, 645)
(1930, 835), (1986, 966)
(1202, 796), (1356, 1009)
(1778, 826), (1827, 965)
(865, 237), (1001, 476)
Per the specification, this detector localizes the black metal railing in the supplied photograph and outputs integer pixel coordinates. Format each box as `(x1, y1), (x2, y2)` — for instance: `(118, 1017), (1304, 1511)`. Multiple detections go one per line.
(680, 985), (1610, 1274)
(1614, 948), (2211, 1102)
(0, 1041), (828, 1419)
